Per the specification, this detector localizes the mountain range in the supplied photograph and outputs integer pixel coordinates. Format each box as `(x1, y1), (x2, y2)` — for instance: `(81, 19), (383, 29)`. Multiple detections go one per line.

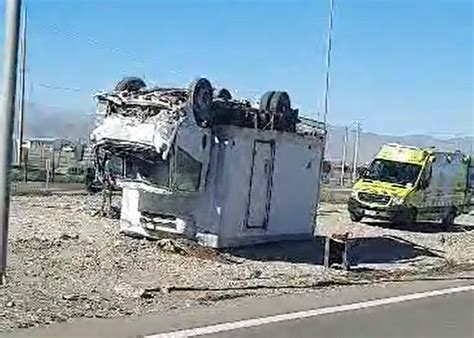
(20, 104), (473, 163)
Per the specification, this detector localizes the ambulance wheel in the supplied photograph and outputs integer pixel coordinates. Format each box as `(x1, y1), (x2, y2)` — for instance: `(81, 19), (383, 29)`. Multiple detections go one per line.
(393, 208), (416, 227)
(349, 212), (363, 222)
(441, 208), (456, 229)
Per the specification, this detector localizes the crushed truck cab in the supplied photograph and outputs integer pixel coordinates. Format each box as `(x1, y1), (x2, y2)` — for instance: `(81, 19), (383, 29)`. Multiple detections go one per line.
(348, 143), (472, 227)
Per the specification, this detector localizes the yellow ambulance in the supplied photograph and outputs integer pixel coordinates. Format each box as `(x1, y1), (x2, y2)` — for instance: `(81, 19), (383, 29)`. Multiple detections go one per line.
(348, 143), (473, 228)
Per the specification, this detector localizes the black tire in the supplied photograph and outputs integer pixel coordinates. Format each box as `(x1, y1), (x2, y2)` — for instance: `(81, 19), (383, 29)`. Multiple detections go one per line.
(216, 88), (232, 100)
(350, 212), (363, 222)
(190, 78), (214, 127)
(260, 91), (276, 112)
(269, 91), (292, 115)
(393, 208), (417, 227)
(441, 208), (456, 229)
(269, 91), (297, 131)
(115, 77), (146, 92)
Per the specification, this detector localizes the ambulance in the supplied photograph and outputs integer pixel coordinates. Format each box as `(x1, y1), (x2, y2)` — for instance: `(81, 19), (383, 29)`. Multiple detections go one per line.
(348, 143), (473, 227)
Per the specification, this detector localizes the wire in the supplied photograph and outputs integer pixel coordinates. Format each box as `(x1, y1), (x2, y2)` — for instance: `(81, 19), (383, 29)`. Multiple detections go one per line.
(36, 83), (85, 92)
(35, 20), (155, 71)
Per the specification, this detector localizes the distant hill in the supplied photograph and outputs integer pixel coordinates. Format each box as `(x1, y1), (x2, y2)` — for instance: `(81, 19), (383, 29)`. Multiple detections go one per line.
(326, 126), (473, 164)
(22, 103), (92, 141)
(21, 104), (473, 162)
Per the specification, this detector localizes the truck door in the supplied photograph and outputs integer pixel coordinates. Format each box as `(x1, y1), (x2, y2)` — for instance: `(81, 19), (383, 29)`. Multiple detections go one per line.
(245, 140), (275, 228)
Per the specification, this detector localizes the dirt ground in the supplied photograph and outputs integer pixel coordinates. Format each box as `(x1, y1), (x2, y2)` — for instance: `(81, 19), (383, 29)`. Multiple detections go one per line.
(0, 195), (473, 331)
(318, 203), (474, 265)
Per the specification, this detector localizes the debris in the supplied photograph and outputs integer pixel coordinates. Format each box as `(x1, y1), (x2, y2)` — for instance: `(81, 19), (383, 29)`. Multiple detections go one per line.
(6, 301), (15, 308)
(323, 235), (351, 270)
(248, 270), (263, 279)
(331, 231), (352, 241)
(59, 233), (79, 241)
(113, 283), (146, 299)
(62, 294), (80, 301)
(156, 239), (187, 255)
(141, 278), (357, 295)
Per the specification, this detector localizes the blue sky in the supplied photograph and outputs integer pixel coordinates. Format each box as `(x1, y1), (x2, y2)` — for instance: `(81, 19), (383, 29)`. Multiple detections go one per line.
(0, 0), (472, 136)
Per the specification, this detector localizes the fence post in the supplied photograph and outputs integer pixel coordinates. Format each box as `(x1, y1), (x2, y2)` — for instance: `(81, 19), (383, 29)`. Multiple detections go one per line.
(45, 159), (50, 191)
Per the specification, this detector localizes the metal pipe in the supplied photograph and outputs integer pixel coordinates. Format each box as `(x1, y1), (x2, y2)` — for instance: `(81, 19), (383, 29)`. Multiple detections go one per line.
(17, 7), (27, 175)
(352, 122), (360, 181)
(323, 0), (335, 127)
(0, 0), (22, 285)
(340, 126), (348, 186)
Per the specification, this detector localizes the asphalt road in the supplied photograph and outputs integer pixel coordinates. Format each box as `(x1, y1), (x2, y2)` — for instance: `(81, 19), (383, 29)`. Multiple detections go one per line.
(202, 291), (473, 338)
(2, 279), (473, 338)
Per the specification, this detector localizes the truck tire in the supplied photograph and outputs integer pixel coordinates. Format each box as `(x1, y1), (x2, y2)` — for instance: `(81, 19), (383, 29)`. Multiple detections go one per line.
(216, 88), (232, 100)
(269, 91), (297, 131)
(259, 91), (275, 112)
(441, 208), (456, 230)
(115, 77), (146, 92)
(349, 211), (363, 222)
(269, 91), (292, 115)
(190, 78), (214, 127)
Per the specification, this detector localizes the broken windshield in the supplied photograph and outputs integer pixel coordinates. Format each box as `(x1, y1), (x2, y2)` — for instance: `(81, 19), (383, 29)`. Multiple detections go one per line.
(125, 154), (170, 188)
(363, 159), (421, 186)
(174, 147), (202, 192)
(123, 148), (202, 192)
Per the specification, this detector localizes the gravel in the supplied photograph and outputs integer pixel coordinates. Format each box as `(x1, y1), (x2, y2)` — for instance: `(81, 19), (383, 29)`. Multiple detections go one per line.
(0, 195), (472, 331)
(318, 203), (474, 266)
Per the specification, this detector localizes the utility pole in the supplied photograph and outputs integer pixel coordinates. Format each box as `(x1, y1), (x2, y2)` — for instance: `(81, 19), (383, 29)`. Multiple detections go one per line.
(0, 0), (22, 285)
(340, 126), (348, 186)
(323, 0), (335, 127)
(17, 7), (27, 177)
(352, 122), (361, 181)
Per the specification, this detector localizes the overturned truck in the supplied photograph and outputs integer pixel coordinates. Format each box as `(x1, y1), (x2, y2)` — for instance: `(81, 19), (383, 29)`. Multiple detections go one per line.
(91, 77), (326, 247)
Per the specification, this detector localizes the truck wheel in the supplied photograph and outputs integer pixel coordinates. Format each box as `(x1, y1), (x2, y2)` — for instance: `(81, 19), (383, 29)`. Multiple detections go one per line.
(190, 78), (213, 127)
(259, 91), (275, 112)
(441, 208), (456, 230)
(216, 88), (232, 100)
(115, 77), (146, 92)
(269, 91), (292, 115)
(350, 212), (363, 222)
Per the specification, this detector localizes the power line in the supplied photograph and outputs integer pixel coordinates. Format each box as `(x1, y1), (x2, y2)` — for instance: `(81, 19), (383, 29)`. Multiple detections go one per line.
(36, 83), (85, 92)
(35, 20), (156, 71)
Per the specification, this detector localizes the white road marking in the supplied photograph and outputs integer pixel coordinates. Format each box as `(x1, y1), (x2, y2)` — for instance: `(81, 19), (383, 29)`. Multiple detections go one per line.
(146, 284), (474, 338)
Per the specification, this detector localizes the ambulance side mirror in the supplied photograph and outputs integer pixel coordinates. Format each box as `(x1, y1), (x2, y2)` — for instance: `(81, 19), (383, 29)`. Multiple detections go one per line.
(420, 177), (429, 189)
(420, 166), (432, 189)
